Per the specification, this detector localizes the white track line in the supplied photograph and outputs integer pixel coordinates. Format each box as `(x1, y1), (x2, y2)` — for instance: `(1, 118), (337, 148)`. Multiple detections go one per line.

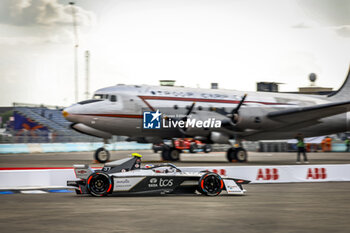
(20, 190), (48, 194)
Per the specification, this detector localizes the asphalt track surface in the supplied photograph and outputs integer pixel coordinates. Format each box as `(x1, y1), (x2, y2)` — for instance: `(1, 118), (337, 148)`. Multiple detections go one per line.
(1, 151), (350, 232)
(0, 182), (349, 233)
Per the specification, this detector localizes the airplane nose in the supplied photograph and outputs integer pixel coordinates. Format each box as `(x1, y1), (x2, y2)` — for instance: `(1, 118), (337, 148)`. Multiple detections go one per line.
(62, 110), (69, 118)
(62, 106), (79, 123)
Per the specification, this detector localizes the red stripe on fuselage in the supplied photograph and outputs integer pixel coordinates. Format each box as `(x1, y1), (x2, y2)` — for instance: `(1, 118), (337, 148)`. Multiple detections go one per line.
(78, 114), (142, 118)
(70, 96), (291, 119)
(138, 95), (289, 105)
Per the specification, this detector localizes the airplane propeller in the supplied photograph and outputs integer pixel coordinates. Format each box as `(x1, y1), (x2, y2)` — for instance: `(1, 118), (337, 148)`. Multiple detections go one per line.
(230, 94), (247, 124)
(181, 102), (196, 121)
(163, 102), (196, 136)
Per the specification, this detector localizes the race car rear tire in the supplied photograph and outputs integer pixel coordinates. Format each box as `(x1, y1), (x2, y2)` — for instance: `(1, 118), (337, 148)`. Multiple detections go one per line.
(87, 172), (113, 197)
(198, 173), (223, 196)
(94, 147), (110, 163)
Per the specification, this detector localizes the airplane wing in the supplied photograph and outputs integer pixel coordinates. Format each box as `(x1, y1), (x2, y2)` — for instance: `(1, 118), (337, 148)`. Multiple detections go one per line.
(267, 100), (350, 123)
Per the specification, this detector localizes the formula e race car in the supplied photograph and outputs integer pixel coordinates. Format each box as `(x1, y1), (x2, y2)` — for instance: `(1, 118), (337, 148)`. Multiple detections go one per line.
(67, 153), (250, 197)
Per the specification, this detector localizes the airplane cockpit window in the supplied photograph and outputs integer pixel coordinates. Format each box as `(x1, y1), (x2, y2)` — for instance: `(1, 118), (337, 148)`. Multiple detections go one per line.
(93, 94), (104, 99)
(78, 99), (103, 105)
(93, 94), (110, 100)
(110, 95), (117, 102)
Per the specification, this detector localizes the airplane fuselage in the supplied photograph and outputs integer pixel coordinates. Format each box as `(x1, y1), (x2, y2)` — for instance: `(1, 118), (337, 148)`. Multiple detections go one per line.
(64, 84), (349, 141)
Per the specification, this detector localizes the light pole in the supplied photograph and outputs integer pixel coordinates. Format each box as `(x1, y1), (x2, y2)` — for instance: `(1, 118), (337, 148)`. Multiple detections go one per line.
(69, 1), (79, 102)
(85, 50), (90, 99)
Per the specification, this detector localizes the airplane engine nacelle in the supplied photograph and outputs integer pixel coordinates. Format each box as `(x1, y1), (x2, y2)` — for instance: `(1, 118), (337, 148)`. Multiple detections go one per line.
(233, 108), (276, 130)
(71, 123), (112, 139)
(210, 132), (230, 144)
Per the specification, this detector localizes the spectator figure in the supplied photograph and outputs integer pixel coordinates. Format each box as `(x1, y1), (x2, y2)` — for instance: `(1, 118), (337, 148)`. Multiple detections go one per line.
(345, 137), (350, 152)
(295, 133), (309, 164)
(324, 136), (332, 152)
(48, 131), (53, 142)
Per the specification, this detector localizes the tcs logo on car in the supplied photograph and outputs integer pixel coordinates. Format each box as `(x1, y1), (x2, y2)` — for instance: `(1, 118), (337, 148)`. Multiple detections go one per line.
(159, 178), (173, 187)
(148, 178), (174, 188)
(307, 168), (327, 179)
(256, 168), (279, 180)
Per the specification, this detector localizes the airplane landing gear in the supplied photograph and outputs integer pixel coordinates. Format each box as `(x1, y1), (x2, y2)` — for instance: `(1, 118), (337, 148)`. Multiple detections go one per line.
(226, 136), (248, 162)
(94, 139), (110, 163)
(94, 147), (110, 163)
(226, 147), (247, 162)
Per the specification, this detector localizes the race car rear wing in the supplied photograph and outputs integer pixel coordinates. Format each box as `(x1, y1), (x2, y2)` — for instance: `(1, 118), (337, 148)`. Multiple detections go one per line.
(73, 164), (94, 179)
(73, 154), (143, 180)
(103, 153), (142, 173)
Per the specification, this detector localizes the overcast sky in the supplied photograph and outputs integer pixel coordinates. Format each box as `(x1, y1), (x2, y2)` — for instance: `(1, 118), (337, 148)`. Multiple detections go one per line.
(0, 0), (349, 106)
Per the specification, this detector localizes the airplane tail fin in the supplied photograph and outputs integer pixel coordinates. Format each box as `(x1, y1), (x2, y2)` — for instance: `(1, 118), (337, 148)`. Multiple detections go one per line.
(328, 65), (350, 101)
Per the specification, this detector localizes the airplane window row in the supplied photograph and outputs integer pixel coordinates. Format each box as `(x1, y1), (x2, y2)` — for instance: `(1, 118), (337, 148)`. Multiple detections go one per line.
(149, 90), (236, 100)
(172, 105), (228, 112)
(150, 91), (195, 97)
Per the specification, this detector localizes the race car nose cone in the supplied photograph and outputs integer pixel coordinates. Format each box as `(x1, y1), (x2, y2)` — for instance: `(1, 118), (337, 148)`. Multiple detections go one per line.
(62, 111), (69, 118)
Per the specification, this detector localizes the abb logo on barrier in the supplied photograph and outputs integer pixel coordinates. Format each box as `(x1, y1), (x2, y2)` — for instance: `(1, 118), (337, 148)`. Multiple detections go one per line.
(256, 168), (279, 180)
(210, 169), (227, 176)
(307, 168), (327, 179)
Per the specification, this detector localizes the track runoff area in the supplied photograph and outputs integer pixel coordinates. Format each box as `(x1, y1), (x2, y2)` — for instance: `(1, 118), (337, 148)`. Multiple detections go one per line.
(1, 150), (350, 233)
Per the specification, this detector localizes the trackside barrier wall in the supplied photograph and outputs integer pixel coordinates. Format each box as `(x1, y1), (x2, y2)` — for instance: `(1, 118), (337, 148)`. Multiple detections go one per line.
(0, 164), (350, 190)
(0, 143), (347, 154)
(0, 142), (152, 154)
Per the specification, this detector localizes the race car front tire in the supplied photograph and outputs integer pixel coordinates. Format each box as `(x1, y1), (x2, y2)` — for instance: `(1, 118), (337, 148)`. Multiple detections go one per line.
(198, 173), (223, 196)
(87, 172), (113, 197)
